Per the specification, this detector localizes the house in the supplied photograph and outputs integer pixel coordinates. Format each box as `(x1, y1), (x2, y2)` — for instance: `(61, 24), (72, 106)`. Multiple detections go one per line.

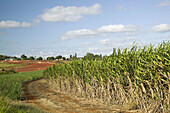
(56, 58), (64, 61)
(5, 57), (17, 61)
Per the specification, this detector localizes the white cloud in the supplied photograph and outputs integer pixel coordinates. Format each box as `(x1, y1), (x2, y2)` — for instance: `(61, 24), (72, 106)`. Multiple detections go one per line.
(97, 24), (138, 33)
(61, 24), (138, 40)
(39, 3), (101, 22)
(0, 21), (31, 28)
(99, 38), (134, 46)
(157, 0), (170, 7)
(152, 24), (170, 33)
(61, 29), (97, 40)
(98, 39), (110, 45)
(116, 4), (134, 11)
(125, 32), (136, 36)
(87, 47), (113, 55)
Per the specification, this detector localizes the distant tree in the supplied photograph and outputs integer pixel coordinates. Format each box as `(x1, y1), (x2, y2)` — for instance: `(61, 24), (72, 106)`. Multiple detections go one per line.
(51, 57), (55, 60)
(21, 54), (27, 60)
(70, 55), (72, 58)
(62, 57), (66, 60)
(0, 55), (17, 60)
(0, 55), (5, 60)
(94, 54), (100, 60)
(47, 57), (50, 60)
(13, 56), (18, 59)
(72, 53), (78, 60)
(66, 58), (69, 60)
(84, 53), (95, 60)
(28, 56), (35, 60)
(17, 58), (21, 60)
(75, 53), (77, 58)
(100, 54), (102, 59)
(56, 55), (62, 60)
(37, 57), (43, 60)
(47, 57), (55, 60)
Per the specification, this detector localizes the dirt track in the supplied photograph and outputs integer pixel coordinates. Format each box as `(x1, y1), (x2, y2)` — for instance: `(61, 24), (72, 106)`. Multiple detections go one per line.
(23, 79), (131, 113)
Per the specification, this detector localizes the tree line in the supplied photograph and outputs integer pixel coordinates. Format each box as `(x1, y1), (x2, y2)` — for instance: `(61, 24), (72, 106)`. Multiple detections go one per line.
(0, 53), (105, 61)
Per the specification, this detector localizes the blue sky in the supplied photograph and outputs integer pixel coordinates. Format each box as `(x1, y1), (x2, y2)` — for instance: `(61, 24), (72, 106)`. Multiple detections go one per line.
(0, 0), (170, 58)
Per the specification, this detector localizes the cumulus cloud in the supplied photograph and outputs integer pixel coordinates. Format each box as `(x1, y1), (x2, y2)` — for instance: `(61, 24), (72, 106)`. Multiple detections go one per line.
(61, 24), (138, 40)
(157, 0), (170, 7)
(61, 29), (97, 40)
(152, 24), (170, 33)
(0, 21), (31, 28)
(99, 38), (134, 46)
(97, 24), (137, 33)
(87, 47), (113, 55)
(39, 3), (101, 22)
(125, 32), (136, 36)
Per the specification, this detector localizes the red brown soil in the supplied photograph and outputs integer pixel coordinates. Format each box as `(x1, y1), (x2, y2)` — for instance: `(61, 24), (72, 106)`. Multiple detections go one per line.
(22, 79), (143, 113)
(3, 60), (56, 72)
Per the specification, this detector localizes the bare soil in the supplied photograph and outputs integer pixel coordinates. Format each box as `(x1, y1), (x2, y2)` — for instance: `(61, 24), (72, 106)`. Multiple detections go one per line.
(22, 79), (142, 113)
(2, 60), (56, 72)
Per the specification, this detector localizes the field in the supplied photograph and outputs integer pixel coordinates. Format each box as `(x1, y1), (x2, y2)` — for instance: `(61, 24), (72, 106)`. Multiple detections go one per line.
(0, 71), (44, 113)
(0, 60), (57, 72)
(0, 41), (169, 113)
(44, 41), (170, 113)
(0, 60), (64, 113)
(0, 60), (74, 113)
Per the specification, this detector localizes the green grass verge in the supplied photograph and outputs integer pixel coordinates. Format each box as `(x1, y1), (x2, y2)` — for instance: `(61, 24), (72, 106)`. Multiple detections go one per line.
(0, 96), (44, 113)
(0, 70), (44, 100)
(0, 70), (45, 113)
(0, 62), (33, 70)
(0, 62), (18, 69)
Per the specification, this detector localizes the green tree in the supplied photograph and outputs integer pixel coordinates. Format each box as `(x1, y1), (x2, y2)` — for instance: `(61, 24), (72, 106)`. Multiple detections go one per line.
(28, 56), (35, 60)
(84, 53), (95, 60)
(37, 57), (43, 60)
(94, 54), (100, 60)
(21, 54), (27, 60)
(75, 53), (77, 58)
(73, 53), (78, 60)
(100, 54), (102, 59)
(0, 55), (5, 60)
(56, 55), (62, 60)
(62, 57), (66, 60)
(13, 56), (18, 60)
(17, 58), (21, 60)
(47, 57), (55, 60)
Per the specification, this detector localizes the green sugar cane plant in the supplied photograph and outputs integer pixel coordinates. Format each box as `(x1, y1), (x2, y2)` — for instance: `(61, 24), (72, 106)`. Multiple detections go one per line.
(44, 41), (170, 113)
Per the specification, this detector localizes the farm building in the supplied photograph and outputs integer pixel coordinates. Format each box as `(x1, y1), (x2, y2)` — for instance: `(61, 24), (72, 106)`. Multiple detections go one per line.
(56, 58), (64, 61)
(5, 57), (17, 61)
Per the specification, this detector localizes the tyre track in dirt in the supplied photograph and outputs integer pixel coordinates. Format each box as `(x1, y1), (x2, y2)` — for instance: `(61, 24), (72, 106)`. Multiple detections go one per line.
(22, 79), (141, 113)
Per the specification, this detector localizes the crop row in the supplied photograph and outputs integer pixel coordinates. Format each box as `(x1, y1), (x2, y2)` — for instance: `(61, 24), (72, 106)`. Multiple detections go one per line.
(44, 41), (170, 112)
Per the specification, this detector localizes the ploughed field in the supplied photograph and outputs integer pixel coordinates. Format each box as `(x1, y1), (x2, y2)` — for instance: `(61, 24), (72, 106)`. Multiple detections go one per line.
(0, 60), (57, 72)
